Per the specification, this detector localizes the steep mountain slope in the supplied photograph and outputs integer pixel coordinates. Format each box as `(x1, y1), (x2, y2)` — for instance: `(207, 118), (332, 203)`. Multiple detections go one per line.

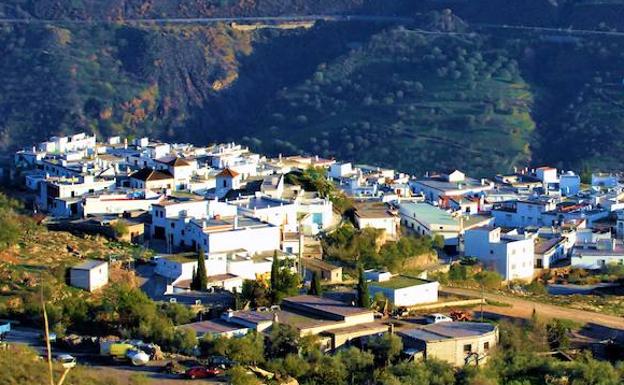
(1, 0), (624, 174)
(240, 27), (535, 176)
(0, 22), (256, 147)
(0, 0), (376, 19)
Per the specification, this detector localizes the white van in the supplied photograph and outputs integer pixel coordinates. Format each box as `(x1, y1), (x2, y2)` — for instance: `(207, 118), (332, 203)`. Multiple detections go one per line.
(425, 313), (453, 324)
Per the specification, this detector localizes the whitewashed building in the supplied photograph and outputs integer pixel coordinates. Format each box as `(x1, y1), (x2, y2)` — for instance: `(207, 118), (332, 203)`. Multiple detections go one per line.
(69, 260), (109, 291)
(464, 227), (535, 281)
(366, 271), (439, 307)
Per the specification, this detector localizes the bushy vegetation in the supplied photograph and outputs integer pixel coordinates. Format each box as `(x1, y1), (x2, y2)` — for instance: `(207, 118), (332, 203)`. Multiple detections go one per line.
(3, 280), (197, 353)
(323, 223), (436, 271)
(285, 167), (354, 214)
(240, 253), (300, 307)
(247, 25), (535, 175)
(0, 193), (23, 251)
(198, 319), (624, 385)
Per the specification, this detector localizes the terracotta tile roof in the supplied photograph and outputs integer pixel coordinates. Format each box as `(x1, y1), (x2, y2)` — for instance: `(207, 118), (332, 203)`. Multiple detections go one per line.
(130, 167), (174, 182)
(217, 168), (240, 178)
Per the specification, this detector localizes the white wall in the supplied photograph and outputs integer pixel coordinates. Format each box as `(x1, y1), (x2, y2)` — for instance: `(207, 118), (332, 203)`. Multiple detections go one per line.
(356, 216), (399, 238)
(369, 281), (439, 307)
(82, 195), (161, 217)
(206, 226), (281, 254)
(465, 228), (534, 281)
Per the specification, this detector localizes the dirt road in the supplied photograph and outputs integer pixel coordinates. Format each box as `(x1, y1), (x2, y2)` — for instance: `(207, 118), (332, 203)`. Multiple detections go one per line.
(442, 287), (624, 330)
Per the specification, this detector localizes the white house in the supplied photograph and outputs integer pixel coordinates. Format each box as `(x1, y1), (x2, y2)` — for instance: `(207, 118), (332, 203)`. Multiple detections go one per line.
(354, 202), (400, 241)
(592, 173), (618, 188)
(80, 191), (163, 217)
(535, 167), (558, 184)
(534, 237), (566, 269)
(260, 174), (285, 198)
(155, 252), (227, 285)
(215, 168), (242, 198)
(491, 198), (557, 228)
(464, 227), (535, 281)
(296, 195), (334, 235)
(129, 168), (174, 191)
(69, 260), (109, 291)
(399, 202), (460, 242)
(38, 133), (96, 154)
(398, 202), (490, 251)
(37, 175), (116, 215)
(154, 157), (196, 190)
(366, 271), (439, 307)
(191, 216), (281, 254)
(411, 171), (494, 202)
(230, 195), (298, 232)
(560, 172), (581, 196)
(329, 162), (354, 179)
(571, 240), (624, 269)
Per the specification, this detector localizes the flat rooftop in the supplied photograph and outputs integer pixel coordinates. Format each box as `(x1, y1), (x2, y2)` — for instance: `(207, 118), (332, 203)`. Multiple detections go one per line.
(199, 215), (270, 232)
(282, 295), (372, 319)
(179, 319), (246, 335)
(354, 201), (395, 219)
(399, 322), (496, 342)
(161, 252), (198, 263)
(399, 202), (457, 226)
(414, 177), (486, 192)
(72, 259), (107, 270)
(535, 237), (564, 254)
(369, 276), (431, 290)
(232, 196), (294, 210)
(302, 257), (341, 272)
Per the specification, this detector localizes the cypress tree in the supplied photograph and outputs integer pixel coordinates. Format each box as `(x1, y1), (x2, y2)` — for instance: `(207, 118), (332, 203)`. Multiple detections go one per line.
(190, 266), (198, 291)
(308, 271), (322, 296)
(357, 265), (370, 308)
(196, 249), (208, 291)
(270, 251), (280, 304)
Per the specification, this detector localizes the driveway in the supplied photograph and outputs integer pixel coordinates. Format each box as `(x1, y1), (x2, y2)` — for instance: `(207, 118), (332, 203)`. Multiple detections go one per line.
(442, 287), (624, 330)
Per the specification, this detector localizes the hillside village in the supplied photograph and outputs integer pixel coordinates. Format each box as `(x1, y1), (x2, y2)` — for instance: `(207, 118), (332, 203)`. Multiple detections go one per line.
(5, 132), (624, 383)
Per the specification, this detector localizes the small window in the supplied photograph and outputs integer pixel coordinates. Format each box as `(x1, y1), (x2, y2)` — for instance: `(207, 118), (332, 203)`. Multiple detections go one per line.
(484, 342), (490, 351)
(171, 223), (175, 228)
(463, 344), (472, 353)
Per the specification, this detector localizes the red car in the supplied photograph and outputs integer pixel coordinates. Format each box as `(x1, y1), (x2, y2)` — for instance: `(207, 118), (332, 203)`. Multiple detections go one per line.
(185, 366), (224, 379)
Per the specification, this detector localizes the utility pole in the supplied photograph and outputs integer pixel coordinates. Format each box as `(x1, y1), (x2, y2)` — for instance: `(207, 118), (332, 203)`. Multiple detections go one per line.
(480, 283), (485, 322)
(41, 283), (54, 385)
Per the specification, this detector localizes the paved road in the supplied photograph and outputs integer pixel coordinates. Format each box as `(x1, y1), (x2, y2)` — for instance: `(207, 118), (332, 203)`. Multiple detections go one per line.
(0, 14), (413, 25)
(442, 287), (624, 330)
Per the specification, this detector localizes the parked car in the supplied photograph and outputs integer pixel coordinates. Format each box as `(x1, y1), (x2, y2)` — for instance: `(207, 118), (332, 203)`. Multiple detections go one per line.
(55, 354), (76, 369)
(185, 366), (224, 380)
(425, 313), (453, 324)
